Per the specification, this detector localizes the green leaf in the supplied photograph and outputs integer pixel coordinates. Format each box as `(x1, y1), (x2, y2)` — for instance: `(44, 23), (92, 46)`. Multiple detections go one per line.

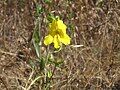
(48, 56), (63, 67)
(47, 70), (52, 78)
(47, 13), (55, 23)
(44, 0), (51, 4)
(54, 60), (64, 67)
(35, 4), (44, 18)
(32, 25), (40, 58)
(39, 58), (45, 71)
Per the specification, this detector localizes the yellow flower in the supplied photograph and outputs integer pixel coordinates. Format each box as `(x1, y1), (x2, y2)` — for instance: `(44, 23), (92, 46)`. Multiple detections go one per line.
(44, 18), (71, 48)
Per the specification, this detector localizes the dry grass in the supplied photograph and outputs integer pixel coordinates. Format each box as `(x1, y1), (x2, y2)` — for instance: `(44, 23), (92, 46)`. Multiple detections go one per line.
(0, 0), (120, 90)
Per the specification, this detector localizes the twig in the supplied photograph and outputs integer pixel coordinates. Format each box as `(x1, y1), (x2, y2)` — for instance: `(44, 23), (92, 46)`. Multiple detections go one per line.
(0, 77), (9, 90)
(26, 76), (43, 90)
(0, 49), (16, 56)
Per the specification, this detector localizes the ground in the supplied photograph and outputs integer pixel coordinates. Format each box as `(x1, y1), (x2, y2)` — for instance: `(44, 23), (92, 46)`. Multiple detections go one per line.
(0, 0), (120, 90)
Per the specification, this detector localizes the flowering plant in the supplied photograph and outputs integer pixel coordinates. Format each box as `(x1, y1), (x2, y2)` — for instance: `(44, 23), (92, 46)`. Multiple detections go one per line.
(44, 17), (71, 48)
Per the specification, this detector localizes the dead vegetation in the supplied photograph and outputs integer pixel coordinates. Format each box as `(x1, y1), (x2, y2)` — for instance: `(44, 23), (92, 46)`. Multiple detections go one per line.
(0, 0), (120, 90)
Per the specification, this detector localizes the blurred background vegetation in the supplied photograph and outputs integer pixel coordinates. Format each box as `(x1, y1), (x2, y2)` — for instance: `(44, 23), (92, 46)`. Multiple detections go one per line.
(0, 0), (120, 90)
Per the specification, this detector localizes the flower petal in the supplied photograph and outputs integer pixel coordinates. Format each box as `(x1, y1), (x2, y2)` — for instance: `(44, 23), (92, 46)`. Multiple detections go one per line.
(58, 34), (71, 45)
(57, 19), (67, 33)
(49, 20), (56, 32)
(53, 35), (60, 48)
(49, 20), (57, 36)
(44, 35), (53, 45)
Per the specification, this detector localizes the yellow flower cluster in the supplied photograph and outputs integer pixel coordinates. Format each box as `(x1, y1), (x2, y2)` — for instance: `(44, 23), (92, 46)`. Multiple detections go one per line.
(44, 18), (71, 48)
